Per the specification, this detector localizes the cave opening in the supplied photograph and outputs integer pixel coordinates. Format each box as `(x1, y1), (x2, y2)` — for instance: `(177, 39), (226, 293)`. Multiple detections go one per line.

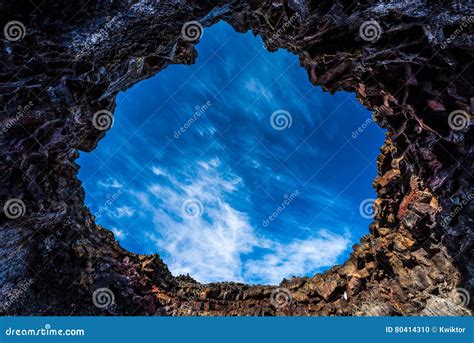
(78, 21), (385, 285)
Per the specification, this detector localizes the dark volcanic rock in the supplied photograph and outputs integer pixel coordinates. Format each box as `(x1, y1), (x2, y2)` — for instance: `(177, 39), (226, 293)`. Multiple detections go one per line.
(0, 0), (472, 316)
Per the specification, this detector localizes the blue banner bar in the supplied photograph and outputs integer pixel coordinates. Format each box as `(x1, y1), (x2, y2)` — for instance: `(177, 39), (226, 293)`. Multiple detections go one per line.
(1, 317), (472, 343)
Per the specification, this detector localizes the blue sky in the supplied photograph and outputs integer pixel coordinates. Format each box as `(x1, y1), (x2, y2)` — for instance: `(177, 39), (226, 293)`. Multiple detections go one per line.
(78, 22), (385, 285)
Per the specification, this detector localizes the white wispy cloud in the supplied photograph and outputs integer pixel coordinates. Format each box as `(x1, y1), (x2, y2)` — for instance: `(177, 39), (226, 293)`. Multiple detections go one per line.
(114, 206), (135, 218)
(118, 160), (352, 284)
(79, 21), (374, 286)
(142, 158), (253, 282)
(151, 166), (165, 176)
(110, 226), (126, 240)
(98, 178), (123, 189)
(244, 77), (274, 103)
(243, 229), (351, 285)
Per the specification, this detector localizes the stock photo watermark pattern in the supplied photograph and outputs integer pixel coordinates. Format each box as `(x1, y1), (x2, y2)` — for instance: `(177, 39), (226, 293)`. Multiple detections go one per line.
(3, 198), (26, 219)
(270, 288), (293, 309)
(358, 198), (379, 219)
(3, 20), (26, 41)
(77, 21), (382, 288)
(181, 21), (204, 42)
(270, 110), (293, 130)
(440, 15), (474, 49)
(4, 324), (85, 337)
(351, 117), (373, 139)
(359, 20), (382, 42)
(181, 199), (204, 219)
(92, 110), (114, 131)
(1, 279), (34, 313)
(1, 101), (34, 135)
(91, 189), (124, 223)
(174, 101), (212, 139)
(452, 288), (471, 307)
(263, 13), (300, 49)
(262, 190), (300, 228)
(440, 193), (474, 228)
(448, 110), (471, 131)
(92, 288), (115, 309)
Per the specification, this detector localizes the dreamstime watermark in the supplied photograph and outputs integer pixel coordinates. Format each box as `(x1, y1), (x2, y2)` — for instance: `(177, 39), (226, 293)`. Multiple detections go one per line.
(178, 284), (205, 314)
(74, 3), (159, 58)
(262, 190), (300, 227)
(251, 306), (274, 316)
(153, 42), (180, 61)
(93, 189), (124, 221)
(270, 288), (292, 309)
(181, 199), (204, 219)
(4, 21), (26, 41)
(1, 278), (34, 312)
(270, 110), (293, 130)
(76, 15), (123, 57)
(92, 287), (115, 309)
(351, 116), (373, 139)
(451, 287), (471, 307)
(3, 198), (26, 219)
(440, 193), (473, 228)
(359, 20), (382, 42)
(359, 198), (379, 219)
(441, 16), (474, 49)
(178, 293), (199, 314)
(174, 101), (212, 139)
(448, 110), (471, 131)
(2, 101), (34, 135)
(181, 21), (203, 42)
(128, 2), (157, 16)
(5, 324), (85, 337)
(263, 13), (300, 49)
(92, 110), (114, 131)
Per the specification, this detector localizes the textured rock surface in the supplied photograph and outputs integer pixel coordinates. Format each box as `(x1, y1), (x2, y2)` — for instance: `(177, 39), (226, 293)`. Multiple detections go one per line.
(0, 0), (472, 315)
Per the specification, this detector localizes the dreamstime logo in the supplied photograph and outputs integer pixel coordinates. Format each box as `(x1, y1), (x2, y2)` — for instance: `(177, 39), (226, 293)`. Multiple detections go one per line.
(1, 278), (33, 312)
(448, 110), (470, 131)
(270, 110), (292, 130)
(174, 100), (212, 139)
(351, 116), (373, 139)
(452, 287), (471, 307)
(440, 16), (474, 49)
(374, 105), (390, 116)
(75, 13), (124, 58)
(181, 199), (203, 218)
(180, 302), (193, 315)
(2, 101), (34, 135)
(359, 20), (382, 42)
(4, 323), (85, 336)
(356, 301), (388, 316)
(92, 287), (115, 309)
(251, 306), (274, 316)
(92, 110), (114, 131)
(270, 288), (292, 309)
(440, 193), (473, 228)
(263, 13), (300, 48)
(181, 21), (203, 42)
(3, 198), (26, 219)
(4, 21), (26, 41)
(262, 189), (300, 227)
(93, 189), (124, 221)
(359, 198), (379, 219)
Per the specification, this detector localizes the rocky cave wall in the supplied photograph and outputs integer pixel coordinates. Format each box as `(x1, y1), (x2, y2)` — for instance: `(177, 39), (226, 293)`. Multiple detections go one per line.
(0, 0), (472, 316)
